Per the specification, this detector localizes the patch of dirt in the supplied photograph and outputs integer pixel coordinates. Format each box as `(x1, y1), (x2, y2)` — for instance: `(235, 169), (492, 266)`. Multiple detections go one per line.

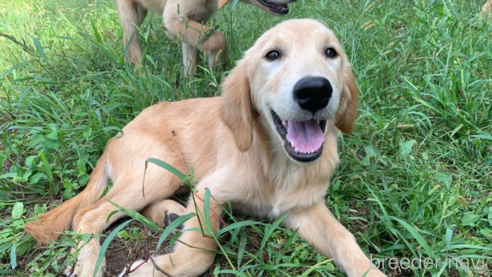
(347, 202), (371, 234)
(102, 219), (172, 276)
(101, 214), (267, 277)
(12, 218), (222, 277)
(2, 158), (12, 173)
(100, 218), (234, 277)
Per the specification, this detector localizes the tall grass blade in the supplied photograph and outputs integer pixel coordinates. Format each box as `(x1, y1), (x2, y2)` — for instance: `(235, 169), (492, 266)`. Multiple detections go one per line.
(146, 158), (186, 180)
(32, 37), (47, 61)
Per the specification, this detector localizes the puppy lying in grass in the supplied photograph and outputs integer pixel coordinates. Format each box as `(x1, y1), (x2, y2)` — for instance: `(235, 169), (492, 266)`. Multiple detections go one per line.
(25, 19), (386, 277)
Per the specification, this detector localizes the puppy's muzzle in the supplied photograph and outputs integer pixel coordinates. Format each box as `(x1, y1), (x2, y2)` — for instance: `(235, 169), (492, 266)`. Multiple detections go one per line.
(293, 77), (333, 114)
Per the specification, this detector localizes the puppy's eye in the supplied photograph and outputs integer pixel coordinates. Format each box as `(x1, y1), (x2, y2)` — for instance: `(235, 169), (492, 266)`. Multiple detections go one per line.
(325, 48), (338, 58)
(266, 50), (280, 60)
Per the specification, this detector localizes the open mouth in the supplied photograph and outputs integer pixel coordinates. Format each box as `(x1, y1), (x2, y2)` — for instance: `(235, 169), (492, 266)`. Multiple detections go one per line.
(257, 0), (289, 14)
(271, 110), (327, 162)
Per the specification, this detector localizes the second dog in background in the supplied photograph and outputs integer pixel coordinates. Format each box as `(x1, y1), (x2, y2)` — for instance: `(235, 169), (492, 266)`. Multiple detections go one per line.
(114, 0), (296, 74)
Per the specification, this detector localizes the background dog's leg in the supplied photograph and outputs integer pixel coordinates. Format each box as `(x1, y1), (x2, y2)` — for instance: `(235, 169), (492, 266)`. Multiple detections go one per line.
(121, 186), (223, 277)
(136, 4), (148, 26)
(284, 202), (387, 277)
(115, 0), (146, 65)
(163, 3), (227, 74)
(182, 42), (199, 75)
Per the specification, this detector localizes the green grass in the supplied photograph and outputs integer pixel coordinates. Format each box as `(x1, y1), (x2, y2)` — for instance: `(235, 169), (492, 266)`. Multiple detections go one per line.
(1, 0), (492, 276)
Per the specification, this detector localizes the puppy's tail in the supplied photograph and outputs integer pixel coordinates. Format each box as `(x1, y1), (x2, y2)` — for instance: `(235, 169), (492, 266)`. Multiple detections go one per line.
(24, 154), (110, 245)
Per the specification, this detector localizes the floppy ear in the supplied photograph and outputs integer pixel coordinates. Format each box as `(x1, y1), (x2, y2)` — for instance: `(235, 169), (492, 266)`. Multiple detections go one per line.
(218, 0), (228, 8)
(221, 59), (254, 151)
(335, 63), (359, 134)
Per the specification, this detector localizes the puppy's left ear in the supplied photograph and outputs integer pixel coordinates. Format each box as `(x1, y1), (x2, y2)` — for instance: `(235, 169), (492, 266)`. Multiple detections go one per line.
(221, 59), (254, 151)
(335, 63), (359, 134)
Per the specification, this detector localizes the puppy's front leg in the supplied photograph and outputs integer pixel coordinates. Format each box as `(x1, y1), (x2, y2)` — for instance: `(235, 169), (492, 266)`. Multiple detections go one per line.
(121, 189), (223, 277)
(284, 202), (386, 277)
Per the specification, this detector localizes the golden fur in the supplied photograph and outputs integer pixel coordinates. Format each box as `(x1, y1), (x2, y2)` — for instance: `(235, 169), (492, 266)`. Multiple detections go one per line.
(482, 0), (492, 20)
(114, 0), (295, 74)
(25, 19), (386, 277)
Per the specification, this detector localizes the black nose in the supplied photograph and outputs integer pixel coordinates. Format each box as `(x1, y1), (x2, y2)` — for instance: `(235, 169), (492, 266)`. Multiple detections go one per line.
(293, 77), (333, 114)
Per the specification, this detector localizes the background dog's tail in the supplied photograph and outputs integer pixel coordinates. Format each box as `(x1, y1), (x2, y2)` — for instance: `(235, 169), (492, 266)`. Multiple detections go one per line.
(24, 154), (110, 245)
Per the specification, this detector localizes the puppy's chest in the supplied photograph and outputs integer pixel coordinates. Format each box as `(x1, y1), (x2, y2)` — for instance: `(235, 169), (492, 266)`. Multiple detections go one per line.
(231, 173), (328, 218)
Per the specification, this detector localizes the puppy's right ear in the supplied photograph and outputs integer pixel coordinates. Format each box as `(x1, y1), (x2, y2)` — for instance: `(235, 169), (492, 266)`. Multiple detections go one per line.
(221, 59), (254, 152)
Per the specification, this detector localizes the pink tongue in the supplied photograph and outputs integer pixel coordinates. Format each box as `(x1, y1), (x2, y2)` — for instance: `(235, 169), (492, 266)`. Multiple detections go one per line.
(286, 120), (325, 152)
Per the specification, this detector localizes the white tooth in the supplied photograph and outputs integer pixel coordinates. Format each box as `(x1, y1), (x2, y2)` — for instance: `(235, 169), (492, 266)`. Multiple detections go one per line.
(294, 147), (299, 153)
(290, 141), (294, 147)
(282, 120), (287, 126)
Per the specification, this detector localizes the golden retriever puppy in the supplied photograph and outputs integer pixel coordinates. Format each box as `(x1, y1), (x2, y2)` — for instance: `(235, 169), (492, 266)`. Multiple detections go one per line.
(25, 19), (386, 277)
(115, 0), (296, 74)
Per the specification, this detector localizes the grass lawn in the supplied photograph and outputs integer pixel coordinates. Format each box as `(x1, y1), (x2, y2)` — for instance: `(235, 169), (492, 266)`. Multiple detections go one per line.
(1, 0), (491, 276)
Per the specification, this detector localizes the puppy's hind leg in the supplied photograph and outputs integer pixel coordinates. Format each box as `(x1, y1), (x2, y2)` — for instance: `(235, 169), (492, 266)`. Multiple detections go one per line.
(115, 0), (147, 65)
(67, 164), (185, 277)
(141, 199), (187, 231)
(121, 177), (225, 277)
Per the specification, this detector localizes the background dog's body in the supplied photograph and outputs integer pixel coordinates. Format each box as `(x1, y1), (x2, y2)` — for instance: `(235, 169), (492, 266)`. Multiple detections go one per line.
(115, 0), (223, 74)
(25, 19), (386, 277)
(116, 0), (295, 74)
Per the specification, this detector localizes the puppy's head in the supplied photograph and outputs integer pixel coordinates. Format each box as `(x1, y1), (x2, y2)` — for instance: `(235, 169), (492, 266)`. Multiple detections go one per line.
(219, 0), (297, 16)
(222, 19), (358, 163)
